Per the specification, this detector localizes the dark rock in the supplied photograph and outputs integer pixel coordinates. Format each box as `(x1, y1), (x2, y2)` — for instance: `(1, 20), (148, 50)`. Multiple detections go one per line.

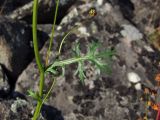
(0, 16), (47, 93)
(109, 0), (135, 20)
(0, 0), (30, 14)
(0, 65), (9, 90)
(7, 0), (76, 24)
(41, 104), (64, 120)
(0, 64), (10, 98)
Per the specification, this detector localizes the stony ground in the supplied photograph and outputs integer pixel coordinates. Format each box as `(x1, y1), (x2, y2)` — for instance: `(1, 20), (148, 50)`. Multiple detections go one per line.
(0, 0), (160, 120)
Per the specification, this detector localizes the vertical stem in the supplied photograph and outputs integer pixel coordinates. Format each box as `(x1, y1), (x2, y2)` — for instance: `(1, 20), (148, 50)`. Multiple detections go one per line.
(32, 0), (44, 119)
(45, 0), (59, 66)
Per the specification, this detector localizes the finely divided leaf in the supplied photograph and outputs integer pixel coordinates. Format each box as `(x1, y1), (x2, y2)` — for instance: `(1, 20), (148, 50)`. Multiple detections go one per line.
(74, 61), (86, 84)
(28, 90), (42, 102)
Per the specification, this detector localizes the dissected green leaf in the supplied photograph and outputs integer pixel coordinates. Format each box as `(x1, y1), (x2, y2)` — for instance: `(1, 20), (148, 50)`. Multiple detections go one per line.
(74, 61), (86, 84)
(45, 67), (58, 75)
(95, 49), (116, 58)
(28, 90), (42, 102)
(72, 43), (81, 57)
(88, 41), (100, 56)
(93, 59), (112, 74)
(46, 41), (115, 85)
(45, 65), (65, 78)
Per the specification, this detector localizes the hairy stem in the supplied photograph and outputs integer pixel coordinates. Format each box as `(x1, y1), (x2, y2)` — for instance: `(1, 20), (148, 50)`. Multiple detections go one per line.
(47, 56), (91, 70)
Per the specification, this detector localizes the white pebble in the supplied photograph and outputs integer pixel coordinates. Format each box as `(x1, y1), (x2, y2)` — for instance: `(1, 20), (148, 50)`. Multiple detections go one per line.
(127, 72), (141, 83)
(88, 80), (95, 89)
(57, 26), (62, 31)
(144, 45), (154, 52)
(78, 27), (90, 36)
(135, 83), (142, 90)
(97, 0), (103, 6)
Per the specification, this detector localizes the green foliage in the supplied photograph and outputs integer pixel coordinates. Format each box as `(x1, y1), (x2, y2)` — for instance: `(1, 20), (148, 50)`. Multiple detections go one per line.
(45, 41), (115, 83)
(32, 0), (115, 119)
(28, 90), (42, 102)
(45, 66), (59, 75)
(73, 43), (86, 84)
(87, 42), (115, 74)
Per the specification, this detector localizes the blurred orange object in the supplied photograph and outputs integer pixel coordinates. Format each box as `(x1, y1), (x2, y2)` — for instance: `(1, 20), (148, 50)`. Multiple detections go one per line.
(155, 73), (160, 86)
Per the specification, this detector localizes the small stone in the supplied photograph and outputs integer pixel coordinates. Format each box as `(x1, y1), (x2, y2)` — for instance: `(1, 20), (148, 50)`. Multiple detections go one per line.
(97, 0), (103, 6)
(57, 26), (62, 31)
(88, 80), (95, 89)
(78, 26), (90, 36)
(120, 97), (128, 106)
(68, 96), (74, 103)
(127, 72), (141, 83)
(135, 83), (142, 90)
(144, 45), (154, 52)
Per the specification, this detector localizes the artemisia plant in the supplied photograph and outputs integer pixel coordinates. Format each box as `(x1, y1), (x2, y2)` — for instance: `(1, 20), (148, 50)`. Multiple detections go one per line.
(141, 73), (160, 120)
(31, 0), (115, 119)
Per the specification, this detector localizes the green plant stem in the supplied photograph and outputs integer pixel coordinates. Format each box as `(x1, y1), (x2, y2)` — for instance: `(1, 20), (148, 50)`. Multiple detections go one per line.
(42, 26), (79, 104)
(45, 0), (59, 66)
(32, 78), (56, 120)
(42, 26), (80, 107)
(36, 0), (59, 117)
(32, 0), (45, 119)
(48, 56), (91, 69)
(58, 25), (80, 55)
(41, 78), (56, 105)
(42, 26), (80, 105)
(32, 102), (42, 120)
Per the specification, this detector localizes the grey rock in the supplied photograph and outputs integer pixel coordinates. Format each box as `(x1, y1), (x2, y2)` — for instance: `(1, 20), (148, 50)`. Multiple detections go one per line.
(0, 96), (64, 120)
(11, 98), (29, 113)
(120, 24), (143, 41)
(0, 101), (10, 119)
(131, 0), (160, 32)
(13, 0), (160, 119)
(109, 0), (160, 40)
(14, 1), (135, 120)
(0, 98), (33, 120)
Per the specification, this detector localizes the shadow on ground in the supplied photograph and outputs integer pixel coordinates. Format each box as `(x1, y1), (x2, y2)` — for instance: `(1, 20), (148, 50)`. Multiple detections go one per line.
(42, 104), (64, 120)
